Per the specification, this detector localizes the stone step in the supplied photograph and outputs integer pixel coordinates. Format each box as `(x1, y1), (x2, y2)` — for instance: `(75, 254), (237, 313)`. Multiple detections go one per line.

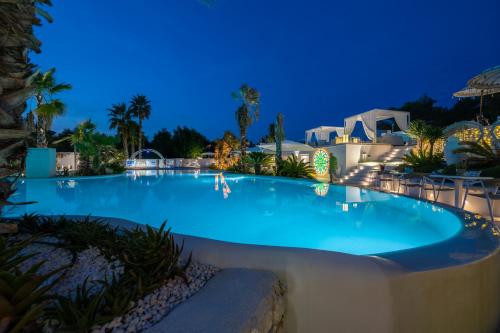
(144, 268), (285, 333)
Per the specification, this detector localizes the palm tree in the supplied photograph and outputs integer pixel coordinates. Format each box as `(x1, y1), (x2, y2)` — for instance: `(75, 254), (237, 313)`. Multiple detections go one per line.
(29, 68), (72, 147)
(108, 102), (131, 158)
(423, 125), (443, 157)
(406, 120), (427, 153)
(232, 84), (260, 157)
(244, 152), (273, 175)
(129, 94), (151, 158)
(128, 120), (140, 155)
(0, 1), (53, 213)
(275, 113), (285, 165)
(453, 141), (500, 167)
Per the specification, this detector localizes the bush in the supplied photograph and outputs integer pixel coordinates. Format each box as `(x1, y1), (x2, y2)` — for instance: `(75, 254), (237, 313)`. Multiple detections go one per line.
(0, 235), (65, 333)
(277, 155), (314, 179)
(480, 165), (500, 178)
(118, 222), (190, 296)
(402, 150), (445, 173)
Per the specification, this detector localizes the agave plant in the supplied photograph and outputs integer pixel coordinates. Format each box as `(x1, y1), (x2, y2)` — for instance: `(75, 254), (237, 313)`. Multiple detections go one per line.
(277, 155), (314, 179)
(47, 279), (111, 333)
(244, 152), (273, 175)
(118, 221), (191, 297)
(0, 235), (64, 333)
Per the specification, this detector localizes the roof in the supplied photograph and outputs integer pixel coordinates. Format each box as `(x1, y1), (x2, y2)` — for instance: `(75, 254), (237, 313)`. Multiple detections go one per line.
(305, 126), (344, 133)
(343, 109), (410, 122)
(257, 140), (315, 153)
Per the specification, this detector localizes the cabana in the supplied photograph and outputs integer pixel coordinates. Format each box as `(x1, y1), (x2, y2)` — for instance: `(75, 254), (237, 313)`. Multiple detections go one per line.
(343, 109), (410, 143)
(305, 126), (344, 146)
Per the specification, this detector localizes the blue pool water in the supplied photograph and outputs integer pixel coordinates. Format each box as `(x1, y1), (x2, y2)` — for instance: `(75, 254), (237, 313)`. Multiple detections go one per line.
(7, 170), (463, 255)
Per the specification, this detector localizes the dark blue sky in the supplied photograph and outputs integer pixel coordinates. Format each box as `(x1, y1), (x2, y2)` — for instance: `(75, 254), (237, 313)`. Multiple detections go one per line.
(33, 0), (500, 141)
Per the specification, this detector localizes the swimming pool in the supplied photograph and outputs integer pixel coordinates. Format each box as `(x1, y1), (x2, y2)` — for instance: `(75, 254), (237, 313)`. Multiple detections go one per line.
(8, 170), (463, 255)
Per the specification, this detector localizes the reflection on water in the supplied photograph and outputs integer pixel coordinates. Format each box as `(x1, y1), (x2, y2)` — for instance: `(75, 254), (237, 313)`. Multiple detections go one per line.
(7, 171), (463, 255)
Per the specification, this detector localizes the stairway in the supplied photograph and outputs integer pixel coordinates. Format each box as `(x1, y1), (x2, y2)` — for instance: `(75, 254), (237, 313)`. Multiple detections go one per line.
(338, 145), (415, 186)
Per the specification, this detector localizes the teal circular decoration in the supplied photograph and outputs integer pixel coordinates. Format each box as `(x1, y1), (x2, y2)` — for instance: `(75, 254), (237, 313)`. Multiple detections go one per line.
(313, 149), (329, 176)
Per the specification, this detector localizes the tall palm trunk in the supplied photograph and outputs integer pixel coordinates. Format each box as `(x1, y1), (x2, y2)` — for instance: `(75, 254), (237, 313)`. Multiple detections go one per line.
(35, 95), (47, 147)
(123, 132), (129, 158)
(0, 2), (47, 213)
(240, 128), (247, 157)
(138, 119), (143, 158)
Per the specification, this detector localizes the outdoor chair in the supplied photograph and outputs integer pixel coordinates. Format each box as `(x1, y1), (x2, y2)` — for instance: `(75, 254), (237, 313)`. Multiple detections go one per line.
(461, 178), (500, 223)
(397, 174), (426, 198)
(421, 175), (454, 202)
(378, 172), (395, 191)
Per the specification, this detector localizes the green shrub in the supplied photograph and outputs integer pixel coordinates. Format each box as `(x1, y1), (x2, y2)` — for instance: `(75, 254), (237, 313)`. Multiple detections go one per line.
(0, 236), (65, 333)
(243, 152), (273, 175)
(480, 165), (500, 178)
(277, 155), (314, 179)
(48, 279), (111, 333)
(439, 164), (457, 175)
(118, 222), (191, 296)
(402, 150), (445, 173)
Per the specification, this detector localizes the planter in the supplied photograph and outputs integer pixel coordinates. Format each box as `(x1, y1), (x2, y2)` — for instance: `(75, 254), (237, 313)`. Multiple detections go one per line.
(26, 148), (56, 178)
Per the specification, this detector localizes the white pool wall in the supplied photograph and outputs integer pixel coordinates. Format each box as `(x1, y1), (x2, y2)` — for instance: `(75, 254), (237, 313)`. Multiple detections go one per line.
(174, 232), (500, 333)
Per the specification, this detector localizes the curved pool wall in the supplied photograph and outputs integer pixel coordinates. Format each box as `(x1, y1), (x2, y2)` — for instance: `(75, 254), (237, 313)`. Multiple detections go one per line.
(8, 172), (500, 332)
(66, 214), (499, 333)
(9, 171), (464, 256)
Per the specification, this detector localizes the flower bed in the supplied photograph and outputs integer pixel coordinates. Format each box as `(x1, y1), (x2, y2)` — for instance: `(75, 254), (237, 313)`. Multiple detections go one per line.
(0, 215), (218, 333)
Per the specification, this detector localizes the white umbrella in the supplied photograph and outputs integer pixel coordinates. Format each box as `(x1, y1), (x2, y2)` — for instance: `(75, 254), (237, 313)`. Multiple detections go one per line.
(453, 66), (500, 123)
(467, 65), (500, 90)
(453, 86), (500, 98)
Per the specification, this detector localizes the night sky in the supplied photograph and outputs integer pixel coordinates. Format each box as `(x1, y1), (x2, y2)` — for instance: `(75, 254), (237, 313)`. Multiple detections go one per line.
(32, 0), (500, 142)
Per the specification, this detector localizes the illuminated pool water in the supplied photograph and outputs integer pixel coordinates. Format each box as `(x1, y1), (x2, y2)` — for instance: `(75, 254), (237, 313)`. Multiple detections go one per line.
(7, 170), (463, 255)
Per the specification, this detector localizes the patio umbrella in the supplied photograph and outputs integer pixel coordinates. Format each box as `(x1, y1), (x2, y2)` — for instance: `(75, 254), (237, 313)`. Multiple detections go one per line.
(453, 65), (500, 124)
(467, 65), (500, 90)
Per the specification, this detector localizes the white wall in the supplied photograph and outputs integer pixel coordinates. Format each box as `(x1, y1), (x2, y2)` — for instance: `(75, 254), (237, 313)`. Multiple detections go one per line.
(325, 143), (392, 176)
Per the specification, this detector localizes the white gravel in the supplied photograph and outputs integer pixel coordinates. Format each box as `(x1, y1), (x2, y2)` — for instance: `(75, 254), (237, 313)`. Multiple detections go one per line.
(17, 238), (122, 298)
(92, 261), (219, 333)
(14, 233), (219, 332)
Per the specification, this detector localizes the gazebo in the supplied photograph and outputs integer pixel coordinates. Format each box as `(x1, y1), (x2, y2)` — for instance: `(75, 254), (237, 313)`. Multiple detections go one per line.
(343, 109), (410, 143)
(305, 126), (344, 145)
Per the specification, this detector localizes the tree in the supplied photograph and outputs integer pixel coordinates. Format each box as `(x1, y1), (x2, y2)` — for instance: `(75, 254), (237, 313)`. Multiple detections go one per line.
(128, 120), (140, 155)
(129, 94), (151, 158)
(232, 84), (260, 157)
(423, 125), (443, 157)
(244, 152), (272, 175)
(108, 102), (131, 158)
(274, 113), (285, 164)
(406, 120), (427, 153)
(150, 129), (174, 158)
(260, 123), (276, 143)
(171, 126), (209, 158)
(27, 68), (71, 147)
(0, 1), (53, 214)
(214, 131), (239, 169)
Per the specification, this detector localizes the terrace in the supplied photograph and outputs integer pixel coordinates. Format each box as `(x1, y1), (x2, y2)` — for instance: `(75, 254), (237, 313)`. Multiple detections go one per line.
(1, 2), (499, 333)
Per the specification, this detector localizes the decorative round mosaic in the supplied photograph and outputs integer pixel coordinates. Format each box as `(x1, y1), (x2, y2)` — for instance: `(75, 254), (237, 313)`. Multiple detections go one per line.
(313, 149), (329, 176)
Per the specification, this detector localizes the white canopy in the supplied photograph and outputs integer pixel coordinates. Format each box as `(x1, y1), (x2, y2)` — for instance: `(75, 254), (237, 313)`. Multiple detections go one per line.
(305, 126), (344, 144)
(343, 109), (410, 143)
(257, 140), (315, 153)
